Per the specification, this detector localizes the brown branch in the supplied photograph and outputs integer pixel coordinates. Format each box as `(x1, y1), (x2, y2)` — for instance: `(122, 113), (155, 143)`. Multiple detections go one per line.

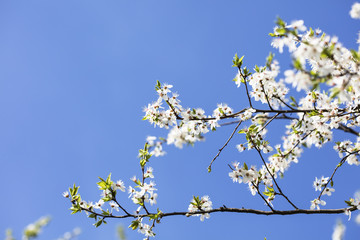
(220, 114), (295, 126)
(165, 100), (181, 120)
(168, 105), (357, 122)
(79, 206), (358, 219)
(113, 198), (131, 216)
(260, 80), (274, 111)
(251, 181), (275, 212)
(317, 150), (360, 200)
(238, 68), (253, 108)
(338, 123), (359, 136)
(276, 96), (296, 110)
(208, 120), (243, 172)
(256, 113), (280, 134)
(249, 137), (298, 210)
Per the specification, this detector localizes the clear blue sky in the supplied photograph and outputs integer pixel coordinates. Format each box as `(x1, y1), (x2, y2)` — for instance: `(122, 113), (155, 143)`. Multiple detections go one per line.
(1, 0), (359, 239)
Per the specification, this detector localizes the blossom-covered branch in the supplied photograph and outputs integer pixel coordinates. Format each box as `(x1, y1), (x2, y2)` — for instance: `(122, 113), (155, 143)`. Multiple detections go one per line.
(66, 4), (360, 239)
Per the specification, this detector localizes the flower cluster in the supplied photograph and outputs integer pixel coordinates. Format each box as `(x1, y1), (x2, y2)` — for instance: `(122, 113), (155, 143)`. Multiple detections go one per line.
(146, 136), (166, 157)
(309, 176), (335, 210)
(344, 191), (360, 221)
(350, 2), (360, 19)
(313, 176), (333, 194)
(129, 217), (156, 239)
(64, 142), (163, 239)
(187, 195), (213, 221)
(23, 216), (51, 240)
(334, 140), (360, 166)
(143, 81), (237, 148)
(129, 175), (157, 206)
(57, 227), (81, 240)
(247, 61), (289, 109)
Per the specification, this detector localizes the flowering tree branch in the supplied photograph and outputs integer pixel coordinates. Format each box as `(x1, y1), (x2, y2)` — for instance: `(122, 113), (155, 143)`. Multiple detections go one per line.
(65, 4), (360, 239)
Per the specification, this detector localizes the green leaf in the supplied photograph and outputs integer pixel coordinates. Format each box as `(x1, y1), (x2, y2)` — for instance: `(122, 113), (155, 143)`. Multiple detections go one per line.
(94, 220), (103, 228)
(155, 80), (161, 90)
(350, 49), (360, 61)
(129, 220), (139, 230)
(140, 159), (147, 167)
(266, 186), (275, 193)
(232, 54), (245, 68)
(263, 191), (272, 197)
(268, 32), (277, 37)
(102, 210), (111, 216)
(266, 52), (274, 68)
(293, 59), (302, 70)
(243, 162), (248, 170)
(290, 96), (298, 106)
(276, 17), (286, 28)
(330, 88), (340, 99)
(238, 129), (246, 134)
(320, 46), (334, 59)
(275, 28), (286, 35)
(309, 27), (314, 37)
(97, 181), (107, 190)
(106, 173), (112, 184)
(344, 200), (353, 206)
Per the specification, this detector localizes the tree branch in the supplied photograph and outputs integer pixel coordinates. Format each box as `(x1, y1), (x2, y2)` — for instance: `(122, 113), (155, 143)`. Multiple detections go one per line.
(79, 206), (358, 219)
(208, 120), (243, 172)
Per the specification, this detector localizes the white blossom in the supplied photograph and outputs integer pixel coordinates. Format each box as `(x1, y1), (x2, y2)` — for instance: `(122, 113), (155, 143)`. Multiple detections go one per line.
(350, 2), (360, 19)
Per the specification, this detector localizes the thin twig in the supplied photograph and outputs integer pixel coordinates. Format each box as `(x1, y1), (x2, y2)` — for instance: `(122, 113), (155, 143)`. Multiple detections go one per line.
(208, 120), (243, 171)
(113, 198), (131, 216)
(239, 68), (253, 108)
(249, 137), (298, 209)
(276, 96), (296, 110)
(260, 80), (273, 111)
(251, 181), (275, 211)
(318, 150), (360, 200)
(256, 113), (280, 134)
(165, 100), (181, 119)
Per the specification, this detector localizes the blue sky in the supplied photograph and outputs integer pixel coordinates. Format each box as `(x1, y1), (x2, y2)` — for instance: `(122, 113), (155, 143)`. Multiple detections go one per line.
(0, 0), (359, 239)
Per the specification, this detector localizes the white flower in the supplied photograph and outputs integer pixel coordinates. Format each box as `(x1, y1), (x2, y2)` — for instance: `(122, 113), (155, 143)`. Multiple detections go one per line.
(109, 201), (119, 212)
(310, 198), (326, 210)
(236, 143), (246, 152)
(356, 213), (360, 224)
(62, 191), (69, 198)
(344, 208), (352, 221)
(213, 103), (233, 120)
(332, 220), (346, 240)
(128, 186), (136, 198)
(346, 154), (360, 165)
(313, 177), (322, 191)
(290, 20), (306, 32)
(350, 2), (360, 19)
(233, 71), (242, 88)
(323, 187), (335, 196)
(94, 199), (104, 210)
(148, 193), (158, 206)
(144, 167), (154, 178)
(188, 195), (213, 221)
(248, 183), (257, 196)
(146, 136), (157, 145)
(101, 189), (113, 199)
(239, 108), (256, 121)
(113, 180), (126, 192)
